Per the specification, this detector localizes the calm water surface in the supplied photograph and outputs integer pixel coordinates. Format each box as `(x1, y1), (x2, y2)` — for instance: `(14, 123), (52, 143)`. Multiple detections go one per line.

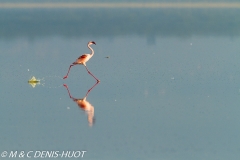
(1, 7), (240, 160)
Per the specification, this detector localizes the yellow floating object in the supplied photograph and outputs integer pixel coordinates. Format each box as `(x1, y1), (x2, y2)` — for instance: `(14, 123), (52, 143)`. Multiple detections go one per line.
(28, 76), (40, 88)
(28, 76), (40, 83)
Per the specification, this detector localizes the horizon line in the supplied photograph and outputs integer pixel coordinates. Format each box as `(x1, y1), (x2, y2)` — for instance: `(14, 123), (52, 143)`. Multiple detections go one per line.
(0, 2), (240, 9)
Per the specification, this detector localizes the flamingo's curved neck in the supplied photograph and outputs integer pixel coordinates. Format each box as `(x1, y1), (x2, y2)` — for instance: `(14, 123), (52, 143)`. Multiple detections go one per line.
(88, 44), (94, 56)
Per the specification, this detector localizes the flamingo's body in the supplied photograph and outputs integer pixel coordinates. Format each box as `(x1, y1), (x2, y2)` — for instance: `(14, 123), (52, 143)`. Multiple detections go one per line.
(63, 41), (99, 82)
(75, 54), (92, 66)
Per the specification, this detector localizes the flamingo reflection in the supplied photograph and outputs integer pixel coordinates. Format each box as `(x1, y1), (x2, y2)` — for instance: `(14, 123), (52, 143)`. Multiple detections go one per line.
(63, 82), (99, 127)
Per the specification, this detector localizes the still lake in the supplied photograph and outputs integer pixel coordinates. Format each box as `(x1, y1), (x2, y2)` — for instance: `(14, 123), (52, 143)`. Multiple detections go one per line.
(1, 6), (240, 160)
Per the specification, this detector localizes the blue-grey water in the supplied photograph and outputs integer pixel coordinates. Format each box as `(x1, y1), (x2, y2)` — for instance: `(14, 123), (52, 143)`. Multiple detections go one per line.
(1, 3), (240, 160)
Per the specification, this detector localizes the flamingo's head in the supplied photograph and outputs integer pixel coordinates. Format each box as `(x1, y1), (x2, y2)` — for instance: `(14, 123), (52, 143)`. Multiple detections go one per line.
(88, 41), (96, 45)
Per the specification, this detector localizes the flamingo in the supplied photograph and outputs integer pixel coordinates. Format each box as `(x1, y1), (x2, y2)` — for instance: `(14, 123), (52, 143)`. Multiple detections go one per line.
(63, 82), (99, 127)
(63, 41), (100, 82)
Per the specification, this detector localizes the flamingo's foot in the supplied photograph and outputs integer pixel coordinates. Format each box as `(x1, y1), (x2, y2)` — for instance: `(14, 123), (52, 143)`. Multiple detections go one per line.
(63, 76), (68, 79)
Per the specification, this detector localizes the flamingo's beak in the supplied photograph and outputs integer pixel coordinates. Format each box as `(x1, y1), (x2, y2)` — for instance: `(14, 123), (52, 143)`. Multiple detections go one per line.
(92, 41), (96, 45)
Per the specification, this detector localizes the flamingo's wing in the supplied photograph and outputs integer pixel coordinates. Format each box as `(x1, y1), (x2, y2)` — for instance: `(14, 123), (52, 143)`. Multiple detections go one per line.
(78, 54), (88, 59)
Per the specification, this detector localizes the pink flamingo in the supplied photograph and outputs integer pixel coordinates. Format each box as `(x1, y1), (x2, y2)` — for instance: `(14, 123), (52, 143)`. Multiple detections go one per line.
(63, 41), (100, 82)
